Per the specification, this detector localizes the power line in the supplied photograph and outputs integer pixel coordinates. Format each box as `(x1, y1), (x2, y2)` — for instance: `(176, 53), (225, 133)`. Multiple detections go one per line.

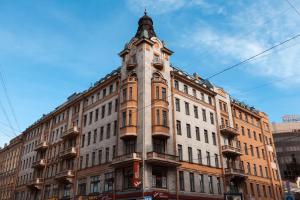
(0, 65), (21, 131)
(0, 99), (17, 136)
(205, 33), (300, 80)
(284, 0), (300, 17)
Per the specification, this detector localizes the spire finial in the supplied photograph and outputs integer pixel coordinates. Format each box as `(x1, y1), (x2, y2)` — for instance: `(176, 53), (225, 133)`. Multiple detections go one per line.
(144, 8), (147, 15)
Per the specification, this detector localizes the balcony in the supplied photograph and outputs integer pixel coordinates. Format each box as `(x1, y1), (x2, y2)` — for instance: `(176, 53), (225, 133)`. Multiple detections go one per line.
(32, 158), (47, 169)
(59, 147), (77, 159)
(221, 145), (242, 157)
(111, 152), (141, 167)
(224, 168), (247, 181)
(146, 152), (180, 167)
(219, 125), (238, 138)
(152, 57), (164, 70)
(55, 170), (75, 182)
(152, 125), (170, 138)
(61, 126), (79, 139)
(126, 60), (137, 70)
(27, 178), (43, 190)
(120, 126), (137, 139)
(34, 141), (49, 151)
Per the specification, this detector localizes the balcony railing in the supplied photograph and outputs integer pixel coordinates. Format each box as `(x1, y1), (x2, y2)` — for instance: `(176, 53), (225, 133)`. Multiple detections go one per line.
(152, 57), (164, 70)
(27, 178), (43, 190)
(111, 152), (141, 167)
(55, 170), (75, 182)
(32, 158), (47, 168)
(224, 168), (247, 181)
(146, 151), (180, 167)
(59, 147), (77, 159)
(221, 145), (242, 157)
(61, 126), (79, 139)
(219, 125), (239, 137)
(126, 60), (137, 70)
(34, 141), (49, 151)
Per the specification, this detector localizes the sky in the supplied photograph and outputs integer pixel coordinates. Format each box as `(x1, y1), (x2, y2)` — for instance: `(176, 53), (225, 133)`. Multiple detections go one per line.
(0, 0), (300, 147)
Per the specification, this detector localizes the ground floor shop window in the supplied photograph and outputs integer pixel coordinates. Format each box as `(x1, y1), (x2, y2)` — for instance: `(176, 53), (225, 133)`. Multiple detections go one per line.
(152, 166), (167, 188)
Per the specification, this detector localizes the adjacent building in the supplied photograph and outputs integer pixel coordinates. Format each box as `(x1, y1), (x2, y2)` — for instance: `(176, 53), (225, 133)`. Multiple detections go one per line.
(273, 116), (300, 181)
(0, 12), (283, 200)
(0, 135), (23, 200)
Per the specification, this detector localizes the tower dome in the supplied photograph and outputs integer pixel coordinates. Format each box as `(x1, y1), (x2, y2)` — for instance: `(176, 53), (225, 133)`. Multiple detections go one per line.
(135, 10), (157, 39)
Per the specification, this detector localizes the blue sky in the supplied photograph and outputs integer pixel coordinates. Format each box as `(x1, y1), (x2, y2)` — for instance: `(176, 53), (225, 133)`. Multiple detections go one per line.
(1, 0), (300, 147)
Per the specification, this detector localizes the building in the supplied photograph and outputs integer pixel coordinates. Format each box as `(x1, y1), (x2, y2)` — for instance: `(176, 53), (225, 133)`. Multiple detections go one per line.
(0, 12), (282, 200)
(0, 134), (23, 200)
(273, 117), (300, 181)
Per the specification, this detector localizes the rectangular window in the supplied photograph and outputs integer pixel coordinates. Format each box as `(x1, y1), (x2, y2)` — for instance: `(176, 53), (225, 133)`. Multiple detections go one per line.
(260, 165), (263, 177)
(208, 96), (212, 105)
(179, 171), (185, 191)
(210, 112), (214, 124)
(129, 110), (132, 125)
(215, 154), (219, 167)
(199, 174), (204, 193)
(185, 102), (190, 115)
(217, 177), (221, 194)
(100, 126), (104, 141)
(129, 87), (133, 100)
(162, 110), (167, 127)
(95, 109), (99, 122)
(202, 109), (207, 122)
(175, 98), (180, 111)
(98, 150), (102, 165)
(195, 127), (200, 141)
(87, 132), (91, 146)
(113, 145), (116, 158)
(265, 167), (268, 177)
(89, 112), (93, 125)
(81, 134), (85, 147)
(85, 154), (89, 168)
(208, 176), (214, 194)
(104, 173), (114, 192)
(90, 176), (100, 193)
(257, 184), (261, 197)
(92, 152), (96, 166)
(108, 102), (112, 115)
(194, 106), (198, 118)
(106, 123), (111, 139)
(93, 129), (97, 144)
(186, 124), (191, 138)
(212, 132), (216, 145)
(192, 89), (196, 97)
(102, 88), (106, 97)
(247, 129), (251, 138)
(152, 166), (167, 188)
(115, 99), (118, 112)
(244, 143), (248, 155)
(188, 147), (193, 163)
(109, 84), (113, 94)
(250, 145), (254, 156)
(204, 129), (209, 143)
(247, 162), (251, 174)
(254, 131), (257, 140)
(254, 164), (257, 176)
(241, 126), (245, 135)
(123, 167), (133, 189)
(122, 111), (126, 127)
(162, 87), (166, 100)
(156, 86), (159, 99)
(101, 105), (105, 118)
(105, 147), (109, 163)
(189, 173), (195, 192)
(256, 147), (260, 158)
(174, 80), (179, 89)
(114, 120), (117, 136)
(206, 151), (211, 166)
(184, 85), (188, 94)
(178, 145), (183, 161)
(197, 149), (202, 164)
(176, 120), (181, 135)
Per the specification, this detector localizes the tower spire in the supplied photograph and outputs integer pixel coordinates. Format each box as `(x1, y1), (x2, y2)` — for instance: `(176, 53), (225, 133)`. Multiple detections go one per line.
(135, 11), (156, 39)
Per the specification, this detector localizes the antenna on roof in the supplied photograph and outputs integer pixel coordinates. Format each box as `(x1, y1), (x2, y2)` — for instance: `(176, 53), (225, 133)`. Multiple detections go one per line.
(144, 8), (147, 15)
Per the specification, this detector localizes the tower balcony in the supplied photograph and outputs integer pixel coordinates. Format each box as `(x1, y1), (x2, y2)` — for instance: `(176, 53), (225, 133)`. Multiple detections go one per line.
(27, 178), (44, 190)
(32, 158), (47, 169)
(120, 126), (137, 139)
(59, 147), (77, 159)
(219, 125), (239, 138)
(55, 170), (75, 183)
(221, 145), (242, 157)
(34, 141), (49, 151)
(152, 125), (170, 138)
(111, 152), (141, 167)
(61, 126), (79, 139)
(224, 168), (247, 182)
(126, 60), (137, 70)
(146, 151), (180, 167)
(152, 57), (164, 70)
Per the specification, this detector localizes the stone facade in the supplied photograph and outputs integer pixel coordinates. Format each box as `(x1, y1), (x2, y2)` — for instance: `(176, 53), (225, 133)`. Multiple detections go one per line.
(0, 12), (283, 200)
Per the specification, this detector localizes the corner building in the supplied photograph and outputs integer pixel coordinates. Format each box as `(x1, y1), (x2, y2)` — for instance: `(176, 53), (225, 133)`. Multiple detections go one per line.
(12, 12), (283, 200)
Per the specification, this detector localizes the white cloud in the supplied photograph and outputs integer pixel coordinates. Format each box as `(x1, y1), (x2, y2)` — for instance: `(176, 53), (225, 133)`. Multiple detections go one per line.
(178, 0), (300, 88)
